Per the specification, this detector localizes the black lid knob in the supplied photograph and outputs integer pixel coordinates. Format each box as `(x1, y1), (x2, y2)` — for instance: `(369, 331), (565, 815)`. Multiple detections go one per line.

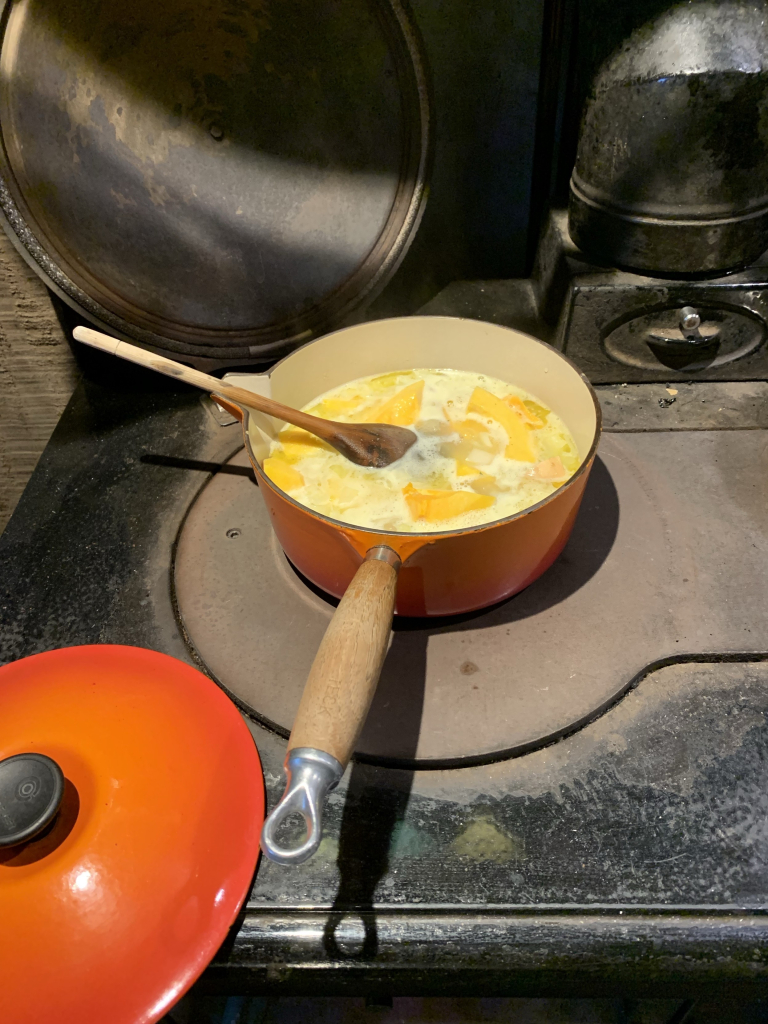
(0, 753), (64, 847)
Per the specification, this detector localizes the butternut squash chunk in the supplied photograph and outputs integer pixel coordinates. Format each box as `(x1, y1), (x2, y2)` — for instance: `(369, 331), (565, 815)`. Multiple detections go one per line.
(467, 387), (535, 462)
(503, 394), (544, 428)
(369, 370), (418, 392)
(448, 417), (501, 453)
(277, 426), (333, 462)
(504, 438), (536, 462)
(403, 483), (495, 521)
(313, 395), (365, 418)
(456, 460), (495, 480)
(453, 417), (489, 438)
(263, 458), (304, 492)
(371, 380), (425, 426)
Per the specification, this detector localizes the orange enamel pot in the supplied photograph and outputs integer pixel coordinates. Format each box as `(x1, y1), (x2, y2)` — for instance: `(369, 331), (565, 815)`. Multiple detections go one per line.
(220, 316), (601, 864)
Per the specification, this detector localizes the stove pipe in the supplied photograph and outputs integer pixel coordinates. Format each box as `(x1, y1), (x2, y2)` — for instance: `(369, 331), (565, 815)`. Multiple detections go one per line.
(568, 0), (768, 275)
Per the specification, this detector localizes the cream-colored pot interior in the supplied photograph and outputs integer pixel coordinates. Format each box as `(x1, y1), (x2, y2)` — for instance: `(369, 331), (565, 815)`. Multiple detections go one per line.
(236, 316), (599, 468)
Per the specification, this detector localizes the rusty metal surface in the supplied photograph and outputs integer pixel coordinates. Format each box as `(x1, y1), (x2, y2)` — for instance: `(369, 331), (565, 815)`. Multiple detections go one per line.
(418, 213), (768, 384)
(0, 0), (429, 360)
(558, 269), (768, 383)
(173, 429), (768, 764)
(3, 374), (768, 989)
(596, 381), (768, 431)
(215, 905), (768, 990)
(242, 656), (765, 916)
(534, 208), (768, 383)
(568, 1), (768, 274)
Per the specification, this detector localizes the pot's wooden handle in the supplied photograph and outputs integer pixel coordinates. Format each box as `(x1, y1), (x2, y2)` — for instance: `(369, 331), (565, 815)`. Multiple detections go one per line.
(261, 546), (400, 864)
(289, 546), (400, 765)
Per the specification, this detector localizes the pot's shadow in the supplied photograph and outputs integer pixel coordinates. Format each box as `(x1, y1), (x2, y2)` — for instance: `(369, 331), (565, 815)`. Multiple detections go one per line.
(394, 454), (619, 632)
(343, 456), (618, 763)
(322, 643), (425, 960)
(292, 454), (618, 636)
(322, 457), (618, 957)
(150, 448), (619, 956)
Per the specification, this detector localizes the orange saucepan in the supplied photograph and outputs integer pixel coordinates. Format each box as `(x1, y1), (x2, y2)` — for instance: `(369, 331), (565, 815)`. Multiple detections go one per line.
(217, 316), (601, 864)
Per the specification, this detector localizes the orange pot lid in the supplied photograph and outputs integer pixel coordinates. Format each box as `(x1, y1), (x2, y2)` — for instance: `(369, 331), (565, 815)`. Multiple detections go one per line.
(0, 645), (264, 1024)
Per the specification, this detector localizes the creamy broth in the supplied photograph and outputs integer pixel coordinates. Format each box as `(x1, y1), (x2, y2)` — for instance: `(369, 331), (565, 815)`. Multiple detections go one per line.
(263, 369), (581, 532)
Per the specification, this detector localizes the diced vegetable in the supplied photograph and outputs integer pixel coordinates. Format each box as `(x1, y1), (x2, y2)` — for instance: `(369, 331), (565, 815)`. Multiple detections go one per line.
(403, 483), (494, 521)
(529, 456), (569, 481)
(314, 396), (365, 418)
(456, 460), (494, 479)
(441, 439), (467, 461)
(524, 399), (550, 423)
(263, 458), (304, 492)
(449, 418), (501, 452)
(368, 370), (418, 392)
(469, 475), (498, 496)
(464, 448), (494, 466)
(370, 380), (425, 425)
(327, 475), (364, 508)
(425, 470), (453, 490)
(277, 426), (333, 462)
(503, 394), (544, 428)
(417, 418), (454, 437)
(536, 433), (580, 474)
(441, 437), (499, 463)
(467, 387), (535, 462)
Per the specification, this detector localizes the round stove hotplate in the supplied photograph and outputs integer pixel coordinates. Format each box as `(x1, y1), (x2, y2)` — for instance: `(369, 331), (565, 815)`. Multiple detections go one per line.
(173, 446), (639, 766)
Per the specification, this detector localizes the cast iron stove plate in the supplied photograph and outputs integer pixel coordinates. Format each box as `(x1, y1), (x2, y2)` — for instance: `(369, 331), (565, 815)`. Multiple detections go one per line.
(174, 432), (768, 766)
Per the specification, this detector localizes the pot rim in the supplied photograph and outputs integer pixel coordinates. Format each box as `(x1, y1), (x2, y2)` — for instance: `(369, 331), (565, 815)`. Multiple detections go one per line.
(242, 316), (603, 540)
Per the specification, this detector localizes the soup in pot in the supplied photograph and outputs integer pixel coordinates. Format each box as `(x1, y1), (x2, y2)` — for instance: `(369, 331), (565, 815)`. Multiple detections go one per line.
(263, 369), (580, 532)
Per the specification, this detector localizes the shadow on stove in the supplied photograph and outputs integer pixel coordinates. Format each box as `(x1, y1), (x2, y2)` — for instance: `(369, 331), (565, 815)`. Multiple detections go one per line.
(275, 455), (619, 768)
(359, 456), (620, 767)
(321, 446), (610, 962)
(141, 453), (255, 478)
(323, 760), (414, 960)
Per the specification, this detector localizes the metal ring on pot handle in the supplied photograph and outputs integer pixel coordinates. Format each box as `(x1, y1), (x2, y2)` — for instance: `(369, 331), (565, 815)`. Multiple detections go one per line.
(260, 747), (343, 865)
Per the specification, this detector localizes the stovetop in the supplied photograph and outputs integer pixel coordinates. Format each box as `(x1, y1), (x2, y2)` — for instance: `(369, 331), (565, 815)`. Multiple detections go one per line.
(174, 418), (766, 770)
(2, 359), (768, 998)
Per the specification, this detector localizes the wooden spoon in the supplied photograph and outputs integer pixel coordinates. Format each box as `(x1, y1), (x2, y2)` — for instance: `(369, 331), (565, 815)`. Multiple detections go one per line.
(72, 327), (418, 468)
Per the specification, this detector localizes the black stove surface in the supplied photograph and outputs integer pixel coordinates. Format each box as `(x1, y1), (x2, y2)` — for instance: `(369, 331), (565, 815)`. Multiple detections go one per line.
(2, 363), (768, 998)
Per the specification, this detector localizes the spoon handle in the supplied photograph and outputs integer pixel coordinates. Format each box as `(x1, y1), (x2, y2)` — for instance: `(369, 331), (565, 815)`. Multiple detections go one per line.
(72, 326), (338, 438)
